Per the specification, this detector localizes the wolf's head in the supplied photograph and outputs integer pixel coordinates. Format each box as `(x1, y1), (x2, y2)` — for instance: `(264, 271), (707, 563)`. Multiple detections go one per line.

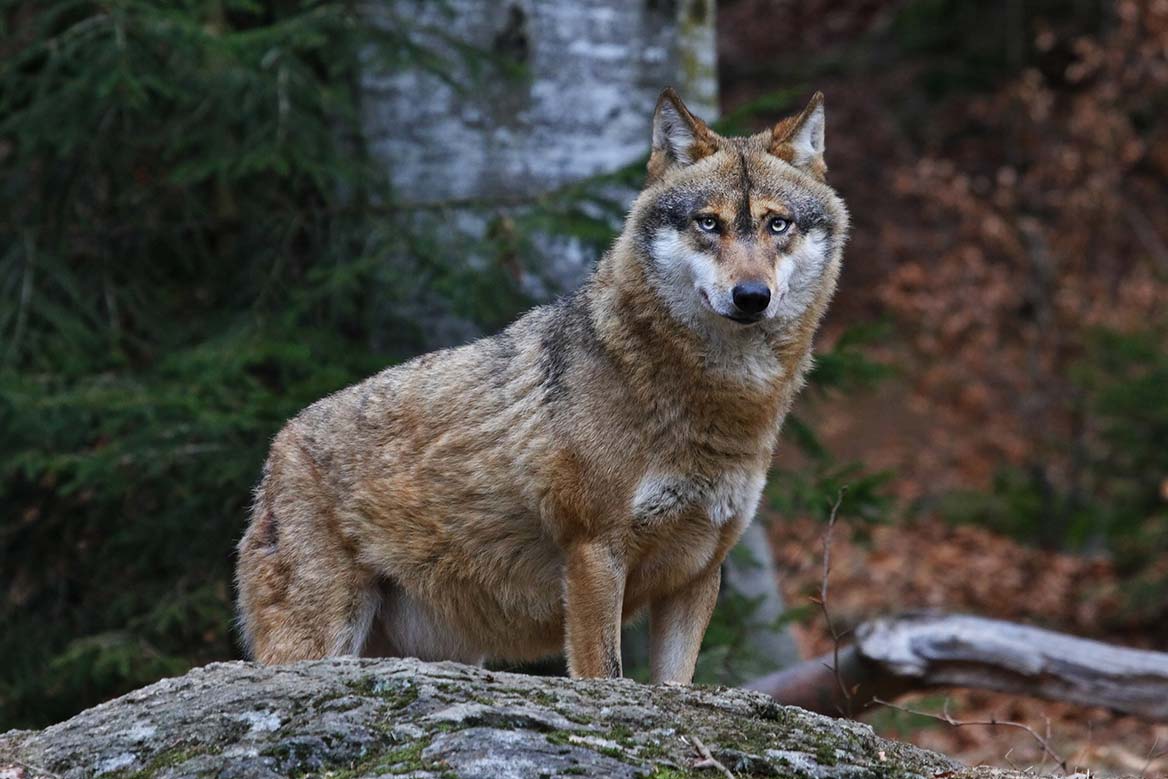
(625, 88), (848, 336)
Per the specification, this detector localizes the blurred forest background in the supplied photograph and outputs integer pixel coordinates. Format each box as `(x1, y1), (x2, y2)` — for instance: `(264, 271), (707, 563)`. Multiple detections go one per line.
(1, 0), (1166, 772)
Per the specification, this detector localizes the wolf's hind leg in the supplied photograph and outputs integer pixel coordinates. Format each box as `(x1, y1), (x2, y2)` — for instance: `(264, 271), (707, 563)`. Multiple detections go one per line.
(236, 508), (380, 663)
(235, 437), (379, 664)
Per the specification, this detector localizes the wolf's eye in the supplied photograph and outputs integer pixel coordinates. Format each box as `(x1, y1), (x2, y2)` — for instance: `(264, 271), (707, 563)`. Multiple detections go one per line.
(769, 217), (791, 235)
(696, 216), (719, 233)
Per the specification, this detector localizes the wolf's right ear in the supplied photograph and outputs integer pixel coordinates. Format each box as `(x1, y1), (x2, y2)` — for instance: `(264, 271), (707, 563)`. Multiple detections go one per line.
(648, 87), (718, 184)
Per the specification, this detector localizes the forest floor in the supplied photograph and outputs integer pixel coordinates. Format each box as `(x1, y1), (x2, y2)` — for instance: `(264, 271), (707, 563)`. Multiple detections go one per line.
(769, 512), (1168, 775)
(717, 0), (1168, 773)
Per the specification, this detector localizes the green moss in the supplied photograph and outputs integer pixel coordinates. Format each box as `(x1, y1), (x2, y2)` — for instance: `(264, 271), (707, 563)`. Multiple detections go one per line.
(325, 740), (435, 779)
(607, 723), (635, 746)
(529, 690), (558, 706)
(638, 739), (670, 760)
(345, 675), (379, 696)
(574, 686), (610, 701)
(372, 742), (427, 774)
(545, 730), (645, 768)
(104, 744), (210, 778)
(815, 742), (839, 766)
(264, 740), (325, 775)
(647, 767), (698, 779)
(751, 700), (790, 724)
(151, 747), (202, 769)
(711, 718), (779, 757)
(560, 707), (597, 725)
(345, 676), (420, 710)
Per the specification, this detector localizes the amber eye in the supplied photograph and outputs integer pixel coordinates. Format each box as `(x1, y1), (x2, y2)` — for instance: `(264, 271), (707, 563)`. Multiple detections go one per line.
(696, 215), (719, 233)
(769, 216), (791, 235)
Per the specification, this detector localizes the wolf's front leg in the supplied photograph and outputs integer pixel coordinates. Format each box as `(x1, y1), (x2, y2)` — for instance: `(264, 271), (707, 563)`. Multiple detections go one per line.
(649, 565), (721, 684)
(563, 540), (626, 678)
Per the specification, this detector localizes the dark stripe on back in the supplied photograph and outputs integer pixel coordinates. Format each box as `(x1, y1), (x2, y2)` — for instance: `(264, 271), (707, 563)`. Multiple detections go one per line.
(538, 290), (599, 406)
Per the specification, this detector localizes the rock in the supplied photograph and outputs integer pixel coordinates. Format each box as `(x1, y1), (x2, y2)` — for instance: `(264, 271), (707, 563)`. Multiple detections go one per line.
(0, 657), (1044, 778)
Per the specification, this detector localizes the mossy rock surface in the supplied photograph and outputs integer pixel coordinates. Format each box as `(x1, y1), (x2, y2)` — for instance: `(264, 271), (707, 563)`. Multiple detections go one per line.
(0, 658), (1039, 778)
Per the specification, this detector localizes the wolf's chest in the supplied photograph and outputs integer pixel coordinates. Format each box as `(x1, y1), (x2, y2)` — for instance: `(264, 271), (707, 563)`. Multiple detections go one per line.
(630, 467), (766, 528)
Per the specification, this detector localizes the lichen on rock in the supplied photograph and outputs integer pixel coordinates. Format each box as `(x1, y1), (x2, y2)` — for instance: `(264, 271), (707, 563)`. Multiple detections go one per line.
(0, 658), (1044, 778)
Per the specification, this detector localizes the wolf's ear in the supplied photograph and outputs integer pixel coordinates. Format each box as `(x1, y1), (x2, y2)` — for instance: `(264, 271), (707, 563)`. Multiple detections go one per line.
(769, 92), (827, 180)
(648, 87), (718, 183)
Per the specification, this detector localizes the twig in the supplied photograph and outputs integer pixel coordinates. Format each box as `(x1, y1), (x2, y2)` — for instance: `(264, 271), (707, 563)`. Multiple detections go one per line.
(1040, 714), (1054, 773)
(873, 697), (1068, 772)
(1141, 735), (1164, 779)
(1070, 720), (1093, 775)
(1001, 747), (1023, 773)
(811, 487), (852, 716)
(687, 735), (736, 779)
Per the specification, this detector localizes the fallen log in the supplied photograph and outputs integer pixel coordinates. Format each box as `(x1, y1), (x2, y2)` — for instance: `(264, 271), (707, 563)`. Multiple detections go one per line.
(747, 612), (1168, 721)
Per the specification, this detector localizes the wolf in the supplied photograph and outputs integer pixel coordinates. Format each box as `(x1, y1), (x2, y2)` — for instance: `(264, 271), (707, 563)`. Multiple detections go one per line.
(235, 88), (848, 683)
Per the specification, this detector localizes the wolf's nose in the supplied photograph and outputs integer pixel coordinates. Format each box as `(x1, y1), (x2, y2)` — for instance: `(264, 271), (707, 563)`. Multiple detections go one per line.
(731, 282), (771, 315)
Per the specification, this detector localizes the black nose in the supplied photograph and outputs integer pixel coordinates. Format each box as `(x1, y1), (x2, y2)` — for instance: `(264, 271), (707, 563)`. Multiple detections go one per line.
(731, 282), (771, 315)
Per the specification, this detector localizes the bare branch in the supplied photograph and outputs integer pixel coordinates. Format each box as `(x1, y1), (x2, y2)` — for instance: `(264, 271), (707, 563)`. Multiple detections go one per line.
(812, 487), (852, 717)
(1141, 735), (1165, 779)
(872, 697), (1068, 772)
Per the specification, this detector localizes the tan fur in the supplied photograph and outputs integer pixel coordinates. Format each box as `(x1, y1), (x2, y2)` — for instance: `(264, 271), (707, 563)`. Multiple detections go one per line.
(235, 88), (849, 683)
(770, 91), (828, 181)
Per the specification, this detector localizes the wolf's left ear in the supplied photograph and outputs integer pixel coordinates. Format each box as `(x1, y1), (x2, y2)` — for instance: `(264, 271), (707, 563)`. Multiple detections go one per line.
(769, 92), (827, 180)
(648, 87), (718, 183)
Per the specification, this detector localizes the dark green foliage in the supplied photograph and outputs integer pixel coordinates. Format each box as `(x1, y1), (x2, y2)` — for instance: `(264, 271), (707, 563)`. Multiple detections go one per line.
(0, 0), (532, 729)
(0, 0), (638, 728)
(0, 5), (888, 729)
(713, 89), (805, 137)
(891, 0), (1108, 100)
(766, 322), (895, 526)
(1078, 329), (1168, 524)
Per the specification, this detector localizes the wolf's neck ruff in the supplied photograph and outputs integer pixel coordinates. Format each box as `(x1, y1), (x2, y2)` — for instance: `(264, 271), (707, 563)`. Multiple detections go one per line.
(587, 255), (788, 435)
(235, 87), (847, 685)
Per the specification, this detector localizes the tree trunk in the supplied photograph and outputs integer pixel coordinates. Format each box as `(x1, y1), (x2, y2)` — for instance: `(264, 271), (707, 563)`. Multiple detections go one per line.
(361, 0), (718, 205)
(358, 0), (722, 349)
(717, 520), (803, 682)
